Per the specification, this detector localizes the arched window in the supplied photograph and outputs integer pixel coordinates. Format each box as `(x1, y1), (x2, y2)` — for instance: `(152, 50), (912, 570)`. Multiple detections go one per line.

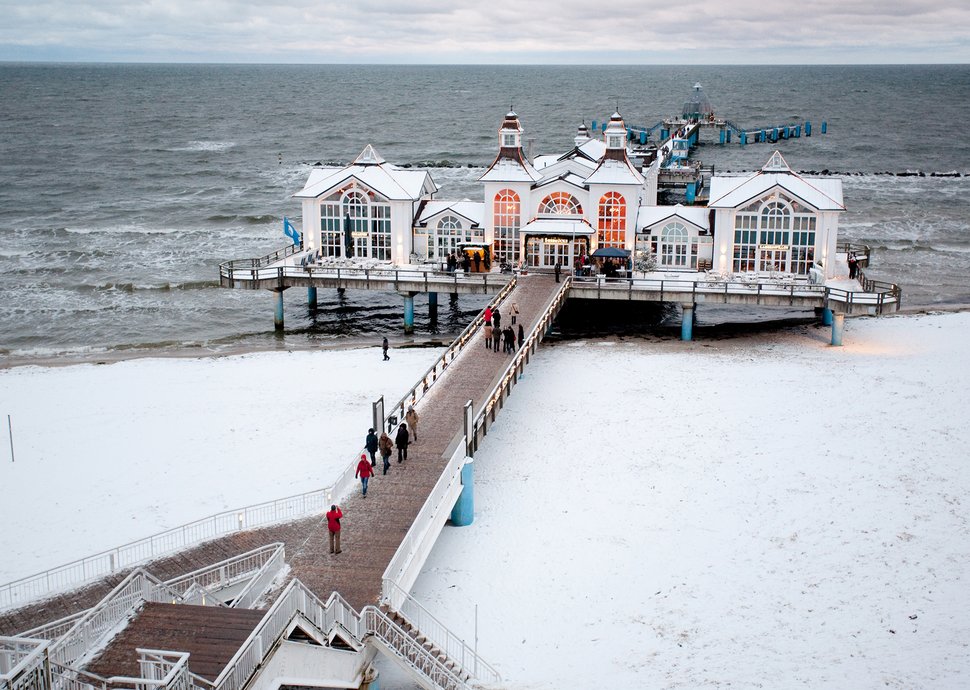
(493, 189), (521, 264)
(733, 195), (816, 274)
(598, 192), (626, 248)
(539, 192), (583, 216)
(659, 222), (689, 267)
(434, 215), (465, 259)
(343, 190), (369, 259)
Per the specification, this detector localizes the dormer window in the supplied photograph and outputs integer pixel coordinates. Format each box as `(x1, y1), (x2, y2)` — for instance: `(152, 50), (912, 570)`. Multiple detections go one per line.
(608, 135), (623, 149)
(503, 133), (517, 147)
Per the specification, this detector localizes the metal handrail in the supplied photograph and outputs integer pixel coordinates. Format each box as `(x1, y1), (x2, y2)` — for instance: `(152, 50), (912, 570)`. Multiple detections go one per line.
(380, 580), (500, 685)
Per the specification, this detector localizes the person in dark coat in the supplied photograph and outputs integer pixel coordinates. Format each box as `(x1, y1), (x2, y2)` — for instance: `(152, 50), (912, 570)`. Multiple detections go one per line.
(517, 324), (525, 349)
(365, 428), (379, 467)
(382, 337), (390, 361)
(395, 422), (410, 462)
(493, 308), (501, 330)
(326, 504), (342, 554)
(505, 326), (515, 353)
(473, 252), (482, 272)
(461, 253), (471, 272)
(554, 260), (561, 282)
(355, 454), (374, 497)
(378, 431), (394, 475)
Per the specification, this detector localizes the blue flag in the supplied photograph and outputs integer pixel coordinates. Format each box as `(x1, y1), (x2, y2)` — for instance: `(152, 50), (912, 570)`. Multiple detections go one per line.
(283, 217), (301, 246)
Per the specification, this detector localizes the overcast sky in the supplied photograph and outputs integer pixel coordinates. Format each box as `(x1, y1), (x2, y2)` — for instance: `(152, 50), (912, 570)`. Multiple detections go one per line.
(1, 0), (967, 64)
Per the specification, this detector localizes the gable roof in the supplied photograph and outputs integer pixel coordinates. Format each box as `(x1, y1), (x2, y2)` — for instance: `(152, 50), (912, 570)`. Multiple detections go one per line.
(636, 204), (710, 231)
(708, 151), (844, 211)
(294, 146), (437, 202)
(417, 201), (484, 227)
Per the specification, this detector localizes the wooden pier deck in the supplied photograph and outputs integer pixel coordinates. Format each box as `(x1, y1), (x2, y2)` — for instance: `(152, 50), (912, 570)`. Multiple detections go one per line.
(0, 273), (563, 638)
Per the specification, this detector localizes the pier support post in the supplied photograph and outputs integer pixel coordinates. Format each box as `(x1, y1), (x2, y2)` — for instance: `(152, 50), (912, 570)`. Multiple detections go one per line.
(273, 290), (284, 331)
(821, 307), (833, 326)
(307, 286), (317, 310)
(403, 292), (416, 335)
(428, 291), (438, 321)
(681, 304), (695, 341)
(450, 458), (474, 526)
(686, 182), (696, 205)
(831, 312), (845, 346)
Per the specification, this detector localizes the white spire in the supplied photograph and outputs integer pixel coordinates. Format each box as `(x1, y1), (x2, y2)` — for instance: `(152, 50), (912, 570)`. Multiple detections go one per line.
(353, 144), (386, 166)
(762, 150), (792, 173)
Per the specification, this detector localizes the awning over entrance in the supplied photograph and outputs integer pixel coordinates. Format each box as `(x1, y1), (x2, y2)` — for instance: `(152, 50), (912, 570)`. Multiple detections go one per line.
(520, 218), (594, 237)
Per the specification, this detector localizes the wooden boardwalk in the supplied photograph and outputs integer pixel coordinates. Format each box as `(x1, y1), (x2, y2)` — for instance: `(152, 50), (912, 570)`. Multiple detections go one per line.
(0, 273), (562, 638)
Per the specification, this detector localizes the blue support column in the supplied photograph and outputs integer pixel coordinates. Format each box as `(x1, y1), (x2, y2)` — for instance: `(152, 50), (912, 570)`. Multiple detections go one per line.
(831, 312), (845, 346)
(307, 286), (317, 310)
(821, 121), (828, 134)
(719, 129), (726, 144)
(428, 291), (438, 323)
(640, 131), (647, 144)
(450, 459), (474, 526)
(805, 121), (812, 136)
(403, 292), (415, 335)
(726, 129), (732, 143)
(681, 304), (694, 341)
(686, 181), (696, 205)
(273, 290), (284, 331)
(740, 131), (747, 146)
(822, 307), (833, 326)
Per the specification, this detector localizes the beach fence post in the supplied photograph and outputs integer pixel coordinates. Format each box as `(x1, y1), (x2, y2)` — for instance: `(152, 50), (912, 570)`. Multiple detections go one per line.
(7, 415), (12, 463)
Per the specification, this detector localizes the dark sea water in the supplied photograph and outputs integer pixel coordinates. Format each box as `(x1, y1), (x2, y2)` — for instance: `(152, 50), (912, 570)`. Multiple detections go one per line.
(1, 64), (968, 361)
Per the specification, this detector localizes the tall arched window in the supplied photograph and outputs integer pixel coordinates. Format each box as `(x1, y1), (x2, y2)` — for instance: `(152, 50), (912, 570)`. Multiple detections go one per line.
(493, 189), (520, 264)
(344, 191), (369, 259)
(659, 222), (689, 267)
(434, 215), (465, 259)
(733, 195), (816, 273)
(598, 192), (626, 248)
(538, 192), (583, 216)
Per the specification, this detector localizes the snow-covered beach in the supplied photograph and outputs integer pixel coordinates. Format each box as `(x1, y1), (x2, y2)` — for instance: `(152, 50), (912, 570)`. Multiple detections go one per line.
(2, 311), (969, 687)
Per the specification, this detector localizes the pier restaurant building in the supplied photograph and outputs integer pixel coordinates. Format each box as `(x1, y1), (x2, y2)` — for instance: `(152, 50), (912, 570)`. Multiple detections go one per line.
(293, 111), (845, 281)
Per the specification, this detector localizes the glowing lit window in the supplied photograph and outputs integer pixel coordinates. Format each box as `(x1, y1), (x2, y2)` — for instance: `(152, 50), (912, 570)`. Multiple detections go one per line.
(538, 192), (583, 216)
(493, 189), (521, 264)
(597, 192), (626, 248)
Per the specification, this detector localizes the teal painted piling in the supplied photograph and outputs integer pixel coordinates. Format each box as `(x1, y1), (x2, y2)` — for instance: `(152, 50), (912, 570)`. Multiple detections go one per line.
(822, 307), (833, 326)
(274, 290), (284, 331)
(831, 312), (845, 346)
(403, 293), (415, 334)
(681, 304), (694, 341)
(307, 286), (317, 310)
(686, 181), (696, 205)
(450, 459), (475, 526)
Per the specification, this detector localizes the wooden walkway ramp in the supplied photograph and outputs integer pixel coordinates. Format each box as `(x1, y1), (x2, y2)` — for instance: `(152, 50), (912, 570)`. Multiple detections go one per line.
(0, 273), (565, 637)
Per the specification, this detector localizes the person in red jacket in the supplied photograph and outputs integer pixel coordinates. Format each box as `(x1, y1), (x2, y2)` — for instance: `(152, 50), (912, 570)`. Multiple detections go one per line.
(356, 453), (375, 497)
(326, 504), (343, 554)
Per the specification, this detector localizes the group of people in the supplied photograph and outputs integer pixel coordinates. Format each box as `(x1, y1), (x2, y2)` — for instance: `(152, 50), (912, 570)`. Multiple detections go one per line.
(483, 303), (525, 353)
(445, 250), (490, 273)
(356, 406), (419, 496)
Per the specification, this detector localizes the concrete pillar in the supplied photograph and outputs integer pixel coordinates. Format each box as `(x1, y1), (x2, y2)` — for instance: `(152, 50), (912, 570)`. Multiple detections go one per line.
(428, 291), (438, 322)
(451, 459), (474, 526)
(831, 312), (845, 346)
(273, 290), (284, 331)
(307, 286), (317, 310)
(403, 292), (415, 335)
(681, 304), (694, 341)
(822, 307), (833, 326)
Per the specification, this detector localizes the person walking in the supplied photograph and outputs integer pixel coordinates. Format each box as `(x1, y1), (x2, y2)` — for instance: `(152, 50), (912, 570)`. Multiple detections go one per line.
(356, 454), (374, 497)
(379, 430), (394, 475)
(510, 302), (519, 325)
(484, 322), (493, 350)
(493, 322), (501, 352)
(405, 406), (419, 442)
(382, 337), (390, 361)
(554, 260), (562, 282)
(505, 326), (515, 353)
(848, 253), (858, 279)
(395, 422), (410, 463)
(326, 504), (343, 554)
(484, 305), (492, 325)
(517, 323), (525, 350)
(365, 428), (379, 467)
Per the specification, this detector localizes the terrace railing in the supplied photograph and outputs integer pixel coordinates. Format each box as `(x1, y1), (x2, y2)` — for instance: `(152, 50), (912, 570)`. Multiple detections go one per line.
(1, 637), (51, 690)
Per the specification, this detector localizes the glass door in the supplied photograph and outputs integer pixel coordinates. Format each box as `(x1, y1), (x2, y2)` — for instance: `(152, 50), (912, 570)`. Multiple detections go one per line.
(759, 248), (789, 272)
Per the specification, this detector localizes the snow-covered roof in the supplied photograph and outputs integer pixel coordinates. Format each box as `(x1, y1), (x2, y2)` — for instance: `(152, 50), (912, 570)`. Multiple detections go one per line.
(636, 204), (710, 232)
(585, 156), (645, 186)
(417, 200), (484, 227)
(532, 172), (590, 192)
(294, 146), (437, 202)
(520, 218), (595, 236)
(478, 156), (542, 183)
(708, 151), (844, 211)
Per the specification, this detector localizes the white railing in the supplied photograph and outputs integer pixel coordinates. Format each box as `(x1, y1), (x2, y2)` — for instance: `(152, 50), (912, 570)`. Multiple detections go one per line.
(229, 545), (285, 610)
(49, 651), (203, 690)
(1, 637), (50, 690)
(209, 580), (359, 690)
(381, 442), (466, 601)
(0, 492), (330, 612)
(49, 570), (180, 667)
(362, 608), (468, 690)
(164, 543), (283, 606)
(380, 581), (500, 686)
